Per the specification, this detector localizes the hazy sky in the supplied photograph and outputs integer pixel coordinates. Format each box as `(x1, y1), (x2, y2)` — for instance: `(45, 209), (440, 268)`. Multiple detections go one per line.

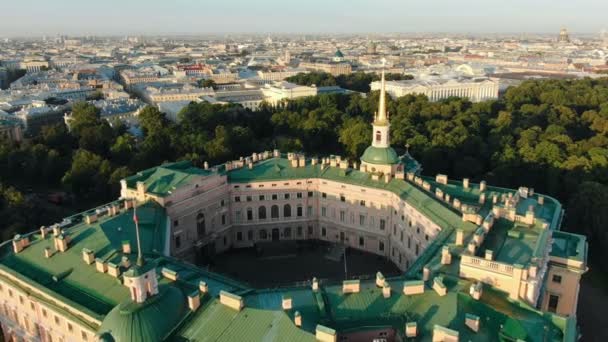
(1, 0), (607, 36)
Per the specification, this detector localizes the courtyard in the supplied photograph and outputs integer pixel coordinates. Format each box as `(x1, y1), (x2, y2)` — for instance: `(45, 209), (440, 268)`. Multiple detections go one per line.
(202, 240), (402, 288)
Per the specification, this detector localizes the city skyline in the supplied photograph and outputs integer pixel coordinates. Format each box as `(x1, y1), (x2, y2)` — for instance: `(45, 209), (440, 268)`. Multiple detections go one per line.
(1, 0), (608, 37)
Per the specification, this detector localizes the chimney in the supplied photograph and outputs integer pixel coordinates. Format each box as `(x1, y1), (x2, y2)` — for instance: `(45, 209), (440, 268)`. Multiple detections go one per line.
(376, 272), (386, 287)
(441, 246), (452, 265)
(121, 256), (131, 268)
(282, 295), (293, 310)
(188, 291), (201, 311)
(467, 241), (477, 254)
(382, 284), (391, 298)
(455, 229), (464, 246)
(44, 247), (53, 258)
(82, 248), (95, 264)
(122, 240), (132, 254)
(107, 262), (121, 277)
(312, 277), (319, 292)
(423, 266), (430, 281)
(136, 181), (146, 195)
(12, 235), (29, 254)
(95, 258), (107, 273)
(294, 311), (302, 327)
(54, 234), (69, 252)
(479, 181), (487, 192)
(40, 226), (48, 239)
(199, 281), (209, 294)
(204, 161), (209, 170)
(463, 178), (469, 189)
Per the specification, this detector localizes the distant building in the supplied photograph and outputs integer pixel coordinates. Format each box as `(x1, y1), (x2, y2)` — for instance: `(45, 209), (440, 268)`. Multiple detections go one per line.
(299, 61), (352, 76)
(371, 78), (499, 102)
(0, 111), (22, 142)
(559, 28), (571, 43)
(260, 81), (317, 105)
(137, 84), (214, 104)
(256, 69), (308, 82)
(13, 101), (65, 134)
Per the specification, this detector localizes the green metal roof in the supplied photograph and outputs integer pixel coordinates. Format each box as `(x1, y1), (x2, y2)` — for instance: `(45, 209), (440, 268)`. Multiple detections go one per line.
(98, 285), (187, 342)
(360, 146), (400, 165)
(551, 231), (587, 263)
(0, 201), (167, 317)
(124, 160), (211, 197)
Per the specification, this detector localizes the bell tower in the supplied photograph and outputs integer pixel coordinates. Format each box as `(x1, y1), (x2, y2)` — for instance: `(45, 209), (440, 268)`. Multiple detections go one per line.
(371, 68), (390, 149)
(360, 61), (401, 176)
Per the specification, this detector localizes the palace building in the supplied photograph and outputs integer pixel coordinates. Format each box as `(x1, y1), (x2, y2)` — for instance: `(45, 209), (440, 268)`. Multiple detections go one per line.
(0, 71), (587, 342)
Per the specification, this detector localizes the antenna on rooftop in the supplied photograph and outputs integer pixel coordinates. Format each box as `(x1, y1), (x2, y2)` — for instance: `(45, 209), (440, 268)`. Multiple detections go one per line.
(133, 202), (144, 267)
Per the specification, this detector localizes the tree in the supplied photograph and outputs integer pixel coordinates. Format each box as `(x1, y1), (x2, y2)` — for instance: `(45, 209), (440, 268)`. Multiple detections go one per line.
(566, 182), (608, 261)
(198, 79), (217, 89)
(339, 117), (371, 158)
(69, 102), (102, 137)
(62, 149), (112, 199)
(138, 106), (169, 136)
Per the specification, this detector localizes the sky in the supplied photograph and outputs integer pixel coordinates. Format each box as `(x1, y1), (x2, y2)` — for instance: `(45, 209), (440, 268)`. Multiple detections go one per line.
(1, 0), (607, 37)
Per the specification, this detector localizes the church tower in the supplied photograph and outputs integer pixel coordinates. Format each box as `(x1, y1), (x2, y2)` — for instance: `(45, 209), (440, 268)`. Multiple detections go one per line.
(360, 66), (401, 176)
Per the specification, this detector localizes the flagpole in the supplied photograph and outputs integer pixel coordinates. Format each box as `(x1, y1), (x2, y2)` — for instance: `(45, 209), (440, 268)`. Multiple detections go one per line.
(133, 202), (144, 267)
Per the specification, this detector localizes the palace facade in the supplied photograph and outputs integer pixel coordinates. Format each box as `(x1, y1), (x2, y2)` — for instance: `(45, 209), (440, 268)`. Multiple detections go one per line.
(0, 71), (586, 342)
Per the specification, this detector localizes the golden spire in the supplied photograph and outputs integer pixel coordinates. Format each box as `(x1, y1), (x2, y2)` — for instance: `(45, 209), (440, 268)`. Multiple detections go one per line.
(375, 59), (388, 125)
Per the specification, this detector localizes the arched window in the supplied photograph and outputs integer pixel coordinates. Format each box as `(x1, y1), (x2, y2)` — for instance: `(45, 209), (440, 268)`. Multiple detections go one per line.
(283, 204), (291, 217)
(376, 130), (382, 143)
(271, 205), (279, 219)
(196, 212), (205, 238)
(258, 206), (267, 220)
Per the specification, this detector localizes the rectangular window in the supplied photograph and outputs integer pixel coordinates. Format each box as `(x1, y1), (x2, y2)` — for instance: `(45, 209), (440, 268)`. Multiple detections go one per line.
(359, 236), (364, 246)
(297, 192), (303, 199)
(297, 226), (303, 237)
(321, 227), (326, 237)
(235, 210), (242, 222)
(246, 196), (252, 202)
(340, 195), (346, 202)
(68, 323), (73, 332)
(272, 194), (278, 200)
(360, 200), (365, 206)
(380, 219), (386, 230)
(235, 196), (241, 202)
(321, 207), (327, 217)
(415, 244), (419, 256)
(308, 225), (313, 235)
(379, 241), (385, 252)
(297, 206), (303, 217)
(247, 209), (253, 221)
(259, 195), (265, 201)
(322, 192), (327, 199)
(248, 230), (253, 241)
(552, 274), (562, 284)
(308, 191), (313, 197)
(175, 235), (181, 249)
(237, 232), (243, 241)
(340, 210), (345, 222)
(221, 199), (225, 206)
(548, 294), (559, 313)
(359, 215), (365, 226)
(173, 220), (179, 227)
(307, 206), (313, 217)
(221, 214), (226, 225)
(284, 193), (290, 199)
